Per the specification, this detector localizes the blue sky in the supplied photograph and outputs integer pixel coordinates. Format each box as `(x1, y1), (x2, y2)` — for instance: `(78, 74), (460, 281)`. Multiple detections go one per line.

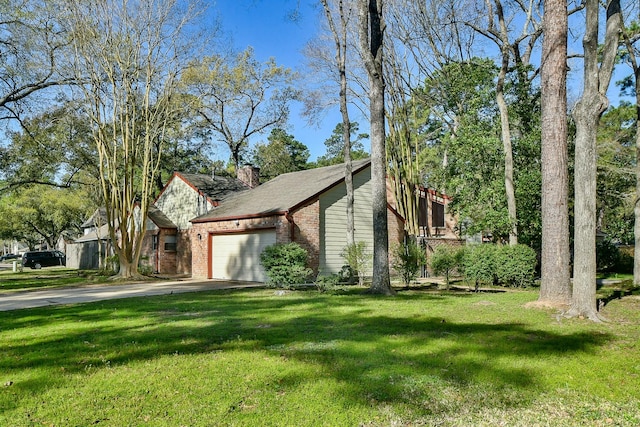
(212, 0), (346, 162)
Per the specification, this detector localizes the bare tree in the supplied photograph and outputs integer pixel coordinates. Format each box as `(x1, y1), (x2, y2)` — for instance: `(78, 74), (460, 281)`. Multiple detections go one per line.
(568, 0), (622, 320)
(182, 48), (299, 169)
(64, 0), (205, 279)
(318, 0), (357, 248)
(359, 0), (392, 294)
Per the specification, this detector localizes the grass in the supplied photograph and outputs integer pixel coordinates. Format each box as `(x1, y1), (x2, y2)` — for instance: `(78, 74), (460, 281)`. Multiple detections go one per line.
(0, 267), (139, 293)
(0, 276), (639, 426)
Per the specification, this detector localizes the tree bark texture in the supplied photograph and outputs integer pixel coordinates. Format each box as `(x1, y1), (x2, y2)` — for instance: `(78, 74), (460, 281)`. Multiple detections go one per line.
(320, 0), (356, 248)
(622, 28), (640, 286)
(539, 0), (571, 305)
(494, 0), (518, 245)
(359, 0), (392, 294)
(569, 0), (621, 320)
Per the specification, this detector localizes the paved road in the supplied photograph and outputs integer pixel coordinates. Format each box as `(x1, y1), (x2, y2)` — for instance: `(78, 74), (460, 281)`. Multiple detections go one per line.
(0, 279), (264, 311)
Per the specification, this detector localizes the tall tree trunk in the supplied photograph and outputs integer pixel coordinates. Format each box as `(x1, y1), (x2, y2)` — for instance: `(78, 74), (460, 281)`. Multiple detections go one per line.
(622, 27), (640, 286)
(359, 0), (392, 294)
(569, 0), (621, 320)
(539, 0), (571, 306)
(495, 0), (518, 245)
(321, 0), (356, 247)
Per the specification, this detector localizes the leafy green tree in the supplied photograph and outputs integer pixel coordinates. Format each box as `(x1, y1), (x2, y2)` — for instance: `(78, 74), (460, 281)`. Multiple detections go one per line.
(0, 186), (92, 249)
(181, 48), (300, 168)
(429, 245), (464, 290)
(0, 0), (73, 122)
(251, 129), (309, 181)
(417, 58), (542, 248)
(595, 103), (635, 244)
(0, 103), (98, 191)
(314, 122), (369, 167)
(391, 239), (427, 286)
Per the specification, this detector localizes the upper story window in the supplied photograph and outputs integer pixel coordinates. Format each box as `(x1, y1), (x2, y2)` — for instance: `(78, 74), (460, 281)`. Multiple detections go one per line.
(432, 201), (445, 228)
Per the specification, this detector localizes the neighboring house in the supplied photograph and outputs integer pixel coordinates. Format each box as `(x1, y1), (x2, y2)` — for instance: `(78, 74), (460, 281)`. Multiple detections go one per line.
(189, 159), (406, 282)
(66, 209), (112, 270)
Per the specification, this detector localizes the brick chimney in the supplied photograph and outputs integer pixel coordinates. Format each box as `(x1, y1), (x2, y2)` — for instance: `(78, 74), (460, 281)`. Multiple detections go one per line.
(237, 165), (260, 188)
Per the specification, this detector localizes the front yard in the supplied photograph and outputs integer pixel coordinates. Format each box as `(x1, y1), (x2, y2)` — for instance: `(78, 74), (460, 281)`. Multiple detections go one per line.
(0, 279), (639, 426)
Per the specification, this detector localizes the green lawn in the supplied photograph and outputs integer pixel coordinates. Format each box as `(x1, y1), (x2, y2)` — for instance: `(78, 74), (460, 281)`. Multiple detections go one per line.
(0, 268), (139, 293)
(0, 283), (639, 426)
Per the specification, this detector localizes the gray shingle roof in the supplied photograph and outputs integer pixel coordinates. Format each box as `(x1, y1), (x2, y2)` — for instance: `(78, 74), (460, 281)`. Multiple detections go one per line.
(192, 159), (371, 222)
(178, 173), (249, 202)
(147, 205), (177, 229)
(81, 207), (108, 228)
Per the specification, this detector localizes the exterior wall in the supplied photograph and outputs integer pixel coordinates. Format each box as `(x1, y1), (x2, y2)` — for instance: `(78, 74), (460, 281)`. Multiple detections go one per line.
(176, 230), (191, 275)
(140, 229), (178, 275)
(190, 215), (290, 279)
(290, 200), (320, 273)
(66, 240), (112, 270)
(319, 167), (375, 275)
(155, 177), (213, 230)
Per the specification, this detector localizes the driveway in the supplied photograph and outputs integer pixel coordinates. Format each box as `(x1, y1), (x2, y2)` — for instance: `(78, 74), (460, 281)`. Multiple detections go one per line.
(0, 278), (264, 311)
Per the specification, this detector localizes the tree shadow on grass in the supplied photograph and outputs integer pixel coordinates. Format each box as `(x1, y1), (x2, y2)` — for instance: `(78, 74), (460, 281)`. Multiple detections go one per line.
(0, 288), (615, 421)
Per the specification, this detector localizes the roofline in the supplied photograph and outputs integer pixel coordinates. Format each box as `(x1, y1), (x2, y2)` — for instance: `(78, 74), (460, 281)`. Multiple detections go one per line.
(154, 171), (217, 207)
(288, 159), (372, 213)
(191, 210), (289, 224)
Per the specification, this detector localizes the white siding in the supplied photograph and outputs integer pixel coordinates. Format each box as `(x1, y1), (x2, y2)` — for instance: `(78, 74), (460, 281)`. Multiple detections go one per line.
(319, 167), (374, 274)
(155, 177), (213, 229)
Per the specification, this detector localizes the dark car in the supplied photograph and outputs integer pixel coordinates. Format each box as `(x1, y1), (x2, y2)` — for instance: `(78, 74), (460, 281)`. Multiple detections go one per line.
(0, 253), (20, 262)
(21, 251), (66, 269)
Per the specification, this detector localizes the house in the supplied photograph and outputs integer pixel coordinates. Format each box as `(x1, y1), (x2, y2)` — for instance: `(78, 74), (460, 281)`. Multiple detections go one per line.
(67, 205), (178, 271)
(68, 168), (255, 273)
(66, 208), (113, 270)
(189, 159), (407, 282)
(152, 168), (257, 274)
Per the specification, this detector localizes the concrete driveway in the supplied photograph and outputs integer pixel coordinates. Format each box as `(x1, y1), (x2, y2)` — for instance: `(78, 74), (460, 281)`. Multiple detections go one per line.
(0, 278), (264, 311)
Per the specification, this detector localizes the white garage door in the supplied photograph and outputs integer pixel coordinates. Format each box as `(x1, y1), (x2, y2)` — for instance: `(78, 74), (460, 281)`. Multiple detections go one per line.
(211, 230), (276, 282)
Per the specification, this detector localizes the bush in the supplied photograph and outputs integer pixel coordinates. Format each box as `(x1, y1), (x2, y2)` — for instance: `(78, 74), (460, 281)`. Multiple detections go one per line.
(463, 244), (498, 290)
(429, 245), (464, 290)
(494, 244), (537, 287)
(463, 243), (536, 289)
(341, 242), (372, 286)
(260, 243), (313, 288)
(391, 239), (427, 286)
(314, 274), (340, 292)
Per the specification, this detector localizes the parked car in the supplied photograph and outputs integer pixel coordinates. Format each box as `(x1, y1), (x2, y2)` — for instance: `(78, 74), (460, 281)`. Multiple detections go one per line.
(0, 253), (20, 262)
(21, 251), (66, 269)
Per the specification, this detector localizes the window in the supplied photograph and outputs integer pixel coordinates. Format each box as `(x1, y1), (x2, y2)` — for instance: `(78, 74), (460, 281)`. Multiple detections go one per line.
(432, 201), (445, 228)
(164, 235), (177, 252)
(418, 195), (428, 228)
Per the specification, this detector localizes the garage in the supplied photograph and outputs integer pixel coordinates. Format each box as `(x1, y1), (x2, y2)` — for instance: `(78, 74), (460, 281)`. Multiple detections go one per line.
(211, 229), (276, 282)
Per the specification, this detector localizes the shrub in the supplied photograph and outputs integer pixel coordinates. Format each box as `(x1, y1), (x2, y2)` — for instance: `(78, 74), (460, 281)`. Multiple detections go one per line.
(260, 243), (313, 288)
(341, 241), (372, 286)
(494, 244), (537, 287)
(463, 243), (537, 289)
(429, 245), (464, 290)
(596, 239), (621, 273)
(391, 239), (427, 286)
(314, 274), (340, 292)
(462, 244), (498, 290)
